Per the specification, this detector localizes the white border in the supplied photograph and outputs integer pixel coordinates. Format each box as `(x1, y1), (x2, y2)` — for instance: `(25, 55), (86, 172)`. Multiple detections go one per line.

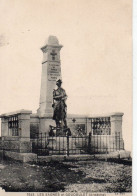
(133, 0), (137, 195)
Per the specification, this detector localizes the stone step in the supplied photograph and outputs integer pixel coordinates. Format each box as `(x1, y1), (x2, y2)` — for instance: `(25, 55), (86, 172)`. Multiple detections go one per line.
(48, 149), (87, 155)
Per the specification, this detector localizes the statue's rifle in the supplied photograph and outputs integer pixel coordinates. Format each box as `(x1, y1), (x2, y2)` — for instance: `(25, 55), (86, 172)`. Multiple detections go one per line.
(52, 89), (55, 107)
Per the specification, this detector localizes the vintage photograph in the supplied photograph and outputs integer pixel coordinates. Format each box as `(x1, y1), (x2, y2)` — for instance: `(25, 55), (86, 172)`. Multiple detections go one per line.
(0, 0), (132, 195)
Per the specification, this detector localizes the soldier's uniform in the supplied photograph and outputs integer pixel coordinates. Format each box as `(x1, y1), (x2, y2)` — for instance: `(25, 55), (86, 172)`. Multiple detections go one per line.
(52, 86), (67, 127)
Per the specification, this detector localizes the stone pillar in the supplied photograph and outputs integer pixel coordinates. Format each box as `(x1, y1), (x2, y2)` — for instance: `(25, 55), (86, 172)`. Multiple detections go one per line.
(110, 112), (124, 138)
(18, 110), (32, 141)
(1, 117), (9, 138)
(37, 35), (63, 117)
(0, 110), (32, 153)
(86, 118), (92, 135)
(18, 110), (32, 153)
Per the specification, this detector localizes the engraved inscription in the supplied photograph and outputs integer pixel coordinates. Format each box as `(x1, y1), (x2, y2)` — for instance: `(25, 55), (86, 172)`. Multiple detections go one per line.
(48, 64), (61, 81)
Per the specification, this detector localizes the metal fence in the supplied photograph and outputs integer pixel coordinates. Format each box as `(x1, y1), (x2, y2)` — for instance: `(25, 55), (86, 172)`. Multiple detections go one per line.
(88, 132), (124, 154)
(31, 132), (124, 156)
(31, 133), (88, 156)
(0, 132), (124, 157)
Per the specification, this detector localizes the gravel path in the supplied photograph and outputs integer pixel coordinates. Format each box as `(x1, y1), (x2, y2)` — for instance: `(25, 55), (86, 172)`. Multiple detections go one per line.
(0, 159), (132, 192)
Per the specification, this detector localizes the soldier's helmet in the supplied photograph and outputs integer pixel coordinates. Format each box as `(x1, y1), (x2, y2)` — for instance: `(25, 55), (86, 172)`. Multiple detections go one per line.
(56, 79), (62, 85)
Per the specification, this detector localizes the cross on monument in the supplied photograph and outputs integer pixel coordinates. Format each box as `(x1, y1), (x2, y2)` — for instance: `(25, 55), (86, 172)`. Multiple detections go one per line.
(72, 118), (76, 123)
(50, 50), (57, 60)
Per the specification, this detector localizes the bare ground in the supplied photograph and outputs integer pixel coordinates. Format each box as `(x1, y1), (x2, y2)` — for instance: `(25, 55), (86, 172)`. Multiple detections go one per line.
(0, 158), (132, 192)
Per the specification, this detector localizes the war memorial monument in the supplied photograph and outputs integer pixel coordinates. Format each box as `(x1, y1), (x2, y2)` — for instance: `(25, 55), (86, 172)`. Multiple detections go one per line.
(0, 36), (129, 162)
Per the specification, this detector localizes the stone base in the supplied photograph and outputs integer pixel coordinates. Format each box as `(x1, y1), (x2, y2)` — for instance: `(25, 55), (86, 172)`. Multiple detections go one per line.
(39, 117), (56, 133)
(35, 150), (131, 162)
(1, 150), (131, 163)
(2, 140), (32, 153)
(118, 150), (131, 159)
(56, 128), (66, 136)
(4, 151), (37, 162)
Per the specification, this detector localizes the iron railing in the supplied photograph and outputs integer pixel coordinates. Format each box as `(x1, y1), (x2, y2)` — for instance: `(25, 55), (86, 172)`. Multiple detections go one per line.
(31, 133), (89, 156)
(31, 132), (124, 156)
(0, 132), (124, 156)
(88, 132), (124, 154)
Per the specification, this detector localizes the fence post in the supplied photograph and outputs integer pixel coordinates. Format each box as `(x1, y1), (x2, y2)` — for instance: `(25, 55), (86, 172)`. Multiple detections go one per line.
(36, 133), (38, 163)
(123, 139), (125, 150)
(67, 133), (69, 156)
(115, 132), (117, 150)
(88, 132), (91, 153)
(118, 132), (120, 150)
(1, 139), (4, 162)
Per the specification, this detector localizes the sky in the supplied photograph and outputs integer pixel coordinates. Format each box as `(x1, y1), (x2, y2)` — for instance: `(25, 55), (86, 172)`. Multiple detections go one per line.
(0, 0), (132, 151)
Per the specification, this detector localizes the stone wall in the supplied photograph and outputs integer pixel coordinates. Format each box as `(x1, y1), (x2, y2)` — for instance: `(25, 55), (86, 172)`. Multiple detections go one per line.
(0, 110), (124, 156)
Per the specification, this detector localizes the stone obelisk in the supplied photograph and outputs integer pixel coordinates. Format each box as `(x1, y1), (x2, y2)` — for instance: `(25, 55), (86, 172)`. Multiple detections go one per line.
(37, 36), (63, 117)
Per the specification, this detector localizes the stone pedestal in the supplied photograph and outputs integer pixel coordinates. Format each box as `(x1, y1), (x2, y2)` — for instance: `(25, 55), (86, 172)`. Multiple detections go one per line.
(86, 118), (92, 134)
(19, 111), (32, 141)
(0, 110), (32, 152)
(39, 117), (55, 133)
(110, 112), (124, 138)
(1, 118), (8, 137)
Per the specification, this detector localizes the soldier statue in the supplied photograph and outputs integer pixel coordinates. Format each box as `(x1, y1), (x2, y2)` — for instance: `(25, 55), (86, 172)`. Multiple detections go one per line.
(52, 79), (67, 129)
